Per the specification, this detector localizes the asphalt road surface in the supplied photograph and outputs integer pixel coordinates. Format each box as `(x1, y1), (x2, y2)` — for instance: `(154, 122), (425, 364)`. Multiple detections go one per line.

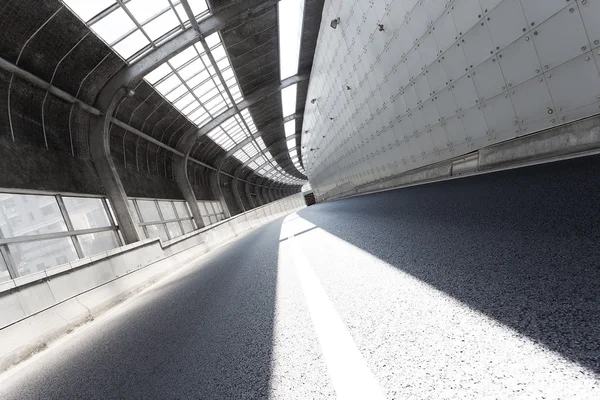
(1, 155), (600, 399)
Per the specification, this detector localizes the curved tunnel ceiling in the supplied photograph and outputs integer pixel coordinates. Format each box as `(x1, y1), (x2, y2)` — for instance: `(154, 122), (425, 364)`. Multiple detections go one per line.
(0, 0), (326, 193)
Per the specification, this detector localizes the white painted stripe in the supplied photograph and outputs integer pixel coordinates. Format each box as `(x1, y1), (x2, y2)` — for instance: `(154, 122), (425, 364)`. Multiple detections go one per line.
(288, 234), (387, 400)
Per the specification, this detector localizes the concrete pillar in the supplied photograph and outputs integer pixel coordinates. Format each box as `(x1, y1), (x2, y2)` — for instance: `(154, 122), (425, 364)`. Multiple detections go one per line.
(231, 176), (246, 213)
(210, 169), (231, 218)
(174, 155), (205, 229)
(89, 105), (140, 244)
(244, 180), (255, 209)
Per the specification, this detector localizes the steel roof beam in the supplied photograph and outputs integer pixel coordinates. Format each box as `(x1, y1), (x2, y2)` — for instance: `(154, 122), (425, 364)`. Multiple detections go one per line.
(177, 73), (309, 153)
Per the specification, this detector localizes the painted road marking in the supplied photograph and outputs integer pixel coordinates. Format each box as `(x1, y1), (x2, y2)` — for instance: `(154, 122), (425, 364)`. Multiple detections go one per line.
(287, 232), (387, 400)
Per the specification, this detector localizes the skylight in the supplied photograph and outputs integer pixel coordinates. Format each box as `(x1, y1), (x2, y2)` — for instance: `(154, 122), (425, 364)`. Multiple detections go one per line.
(278, 0), (306, 178)
(206, 111), (256, 152)
(65, 0), (303, 185)
(284, 120), (296, 137)
(281, 84), (297, 117)
(278, 0), (305, 80)
(64, 0), (210, 61)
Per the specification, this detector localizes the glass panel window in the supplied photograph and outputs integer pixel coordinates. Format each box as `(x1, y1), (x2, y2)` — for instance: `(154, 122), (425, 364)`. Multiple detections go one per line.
(63, 197), (111, 230)
(165, 222), (182, 239)
(91, 8), (135, 44)
(145, 224), (169, 242)
(158, 201), (177, 220)
(0, 194), (67, 238)
(9, 237), (77, 277)
(180, 219), (195, 234)
(137, 200), (161, 222)
(206, 202), (216, 214)
(126, 0), (169, 24)
(198, 202), (208, 216)
(173, 202), (190, 218)
(78, 231), (120, 257)
(0, 252), (10, 283)
(63, 0), (117, 22)
(128, 200), (141, 224)
(113, 30), (150, 59)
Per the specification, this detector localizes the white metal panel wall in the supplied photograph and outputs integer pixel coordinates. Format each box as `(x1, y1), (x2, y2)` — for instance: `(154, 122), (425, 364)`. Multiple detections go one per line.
(302, 0), (600, 197)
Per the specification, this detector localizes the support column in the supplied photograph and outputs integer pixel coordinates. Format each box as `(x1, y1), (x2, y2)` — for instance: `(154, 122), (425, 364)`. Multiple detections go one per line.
(174, 155), (205, 229)
(244, 180), (256, 209)
(231, 176), (246, 213)
(89, 101), (140, 244)
(211, 161), (231, 218)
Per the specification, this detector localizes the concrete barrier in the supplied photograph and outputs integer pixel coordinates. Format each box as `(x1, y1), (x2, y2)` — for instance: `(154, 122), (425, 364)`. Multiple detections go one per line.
(0, 193), (305, 373)
(319, 115), (600, 202)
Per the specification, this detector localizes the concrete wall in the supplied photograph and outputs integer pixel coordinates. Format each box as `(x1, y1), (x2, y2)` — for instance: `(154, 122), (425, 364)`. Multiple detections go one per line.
(0, 193), (306, 373)
(320, 115), (600, 201)
(303, 0), (600, 201)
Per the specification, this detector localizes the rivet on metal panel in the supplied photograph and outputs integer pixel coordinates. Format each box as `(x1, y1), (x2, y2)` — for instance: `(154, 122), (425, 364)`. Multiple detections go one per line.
(534, 31), (538, 36)
(570, 8), (575, 12)
(582, 46), (587, 51)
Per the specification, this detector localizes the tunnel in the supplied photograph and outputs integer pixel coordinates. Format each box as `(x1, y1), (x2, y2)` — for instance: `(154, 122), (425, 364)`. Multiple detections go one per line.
(0, 0), (599, 398)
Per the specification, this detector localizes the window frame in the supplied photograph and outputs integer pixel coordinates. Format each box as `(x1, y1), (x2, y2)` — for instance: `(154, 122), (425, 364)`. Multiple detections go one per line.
(0, 191), (122, 281)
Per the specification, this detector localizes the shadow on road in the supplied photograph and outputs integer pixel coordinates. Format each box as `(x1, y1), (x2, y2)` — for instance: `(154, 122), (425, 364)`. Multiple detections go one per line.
(3, 220), (284, 399)
(299, 155), (600, 374)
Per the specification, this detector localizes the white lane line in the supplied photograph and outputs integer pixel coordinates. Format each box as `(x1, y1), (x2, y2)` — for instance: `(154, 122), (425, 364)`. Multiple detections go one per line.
(288, 233), (387, 400)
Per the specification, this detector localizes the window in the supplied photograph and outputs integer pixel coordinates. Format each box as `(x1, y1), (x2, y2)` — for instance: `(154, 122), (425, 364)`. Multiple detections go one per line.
(63, 197), (111, 230)
(0, 192), (122, 281)
(2, 199), (16, 212)
(9, 237), (78, 277)
(77, 231), (120, 257)
(0, 253), (9, 283)
(197, 200), (226, 226)
(41, 204), (55, 216)
(128, 198), (196, 242)
(56, 255), (69, 265)
(9, 216), (22, 228)
(0, 194), (67, 238)
(137, 200), (161, 222)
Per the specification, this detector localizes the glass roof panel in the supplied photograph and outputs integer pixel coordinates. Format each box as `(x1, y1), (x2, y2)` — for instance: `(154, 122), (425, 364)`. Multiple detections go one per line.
(170, 47), (198, 68)
(281, 84), (297, 117)
(144, 10), (180, 41)
(64, 0), (117, 22)
(113, 30), (150, 59)
(127, 0), (169, 23)
(284, 120), (296, 137)
(145, 64), (171, 84)
(91, 8), (135, 44)
(278, 0), (305, 80)
(66, 0), (303, 184)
